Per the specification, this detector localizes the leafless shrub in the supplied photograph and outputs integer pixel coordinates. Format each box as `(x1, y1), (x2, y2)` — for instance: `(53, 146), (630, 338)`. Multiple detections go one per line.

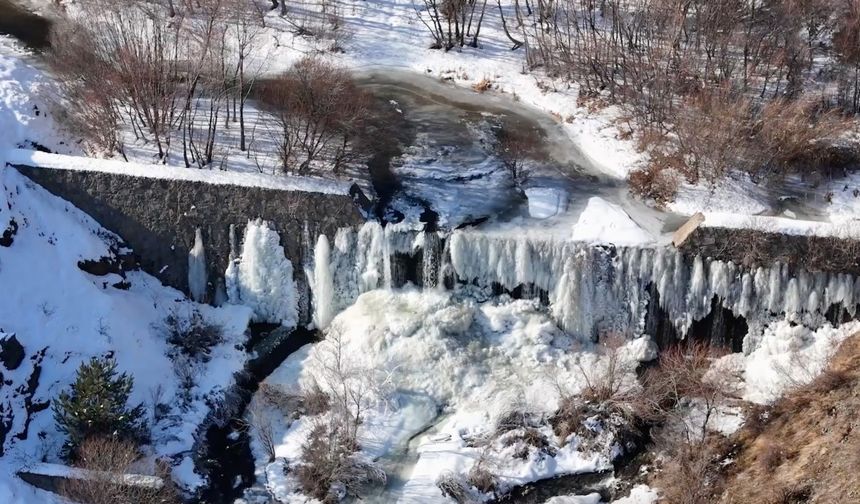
(257, 382), (297, 414)
(296, 419), (385, 502)
(300, 381), (331, 416)
(500, 427), (554, 460)
(767, 484), (813, 504)
(164, 309), (223, 362)
(653, 433), (731, 504)
(576, 334), (635, 405)
(466, 463), (496, 494)
(628, 158), (682, 205)
(172, 355), (196, 408)
(436, 471), (480, 503)
(60, 437), (180, 504)
(247, 397), (277, 463)
(493, 409), (534, 435)
(548, 396), (586, 441)
(636, 342), (735, 431)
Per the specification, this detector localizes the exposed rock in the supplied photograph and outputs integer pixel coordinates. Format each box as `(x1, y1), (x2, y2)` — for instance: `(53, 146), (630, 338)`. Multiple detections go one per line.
(0, 333), (24, 370)
(0, 218), (18, 247)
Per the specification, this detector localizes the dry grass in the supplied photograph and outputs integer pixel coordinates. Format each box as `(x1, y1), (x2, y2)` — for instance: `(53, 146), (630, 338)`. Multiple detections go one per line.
(60, 437), (180, 504)
(466, 464), (496, 494)
(718, 334), (860, 503)
(472, 78), (493, 93)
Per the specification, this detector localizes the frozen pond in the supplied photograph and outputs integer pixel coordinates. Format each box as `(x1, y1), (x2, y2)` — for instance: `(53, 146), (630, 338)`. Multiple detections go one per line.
(354, 69), (680, 239)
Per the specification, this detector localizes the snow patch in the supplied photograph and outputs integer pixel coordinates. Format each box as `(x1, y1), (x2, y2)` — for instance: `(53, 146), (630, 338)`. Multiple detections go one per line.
(571, 197), (653, 245)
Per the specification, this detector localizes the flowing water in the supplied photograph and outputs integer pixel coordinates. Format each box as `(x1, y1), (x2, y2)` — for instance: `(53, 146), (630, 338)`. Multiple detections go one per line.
(0, 0), (51, 49)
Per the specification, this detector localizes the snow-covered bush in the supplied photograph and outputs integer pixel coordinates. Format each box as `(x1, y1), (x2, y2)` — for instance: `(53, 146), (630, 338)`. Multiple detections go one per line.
(436, 471), (484, 504)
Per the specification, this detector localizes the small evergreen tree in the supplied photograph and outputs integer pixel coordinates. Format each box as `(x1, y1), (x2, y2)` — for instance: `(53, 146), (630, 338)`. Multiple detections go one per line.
(53, 356), (147, 460)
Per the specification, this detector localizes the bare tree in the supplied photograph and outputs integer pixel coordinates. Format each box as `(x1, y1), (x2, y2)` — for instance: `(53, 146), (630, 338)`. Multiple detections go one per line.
(257, 57), (372, 175)
(50, 3), (184, 161)
(225, 0), (265, 152)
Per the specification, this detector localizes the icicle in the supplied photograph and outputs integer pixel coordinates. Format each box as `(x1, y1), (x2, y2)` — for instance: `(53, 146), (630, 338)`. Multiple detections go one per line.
(188, 228), (207, 303)
(312, 234), (335, 329)
(421, 231), (441, 289)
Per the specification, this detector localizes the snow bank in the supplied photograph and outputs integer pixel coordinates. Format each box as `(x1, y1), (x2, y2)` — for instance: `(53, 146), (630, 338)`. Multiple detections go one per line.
(226, 219), (298, 326)
(4, 148), (353, 195)
(545, 485), (658, 504)
(715, 319), (860, 404)
(0, 43), (73, 155)
(702, 212), (860, 240)
(571, 197), (653, 245)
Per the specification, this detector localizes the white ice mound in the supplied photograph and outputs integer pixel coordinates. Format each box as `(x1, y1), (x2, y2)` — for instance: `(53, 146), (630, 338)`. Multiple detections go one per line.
(571, 196), (652, 245)
(526, 187), (568, 219)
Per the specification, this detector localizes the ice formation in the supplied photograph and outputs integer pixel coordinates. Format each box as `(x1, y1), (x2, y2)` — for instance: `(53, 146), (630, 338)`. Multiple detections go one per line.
(308, 222), (860, 348)
(311, 234), (335, 329)
(188, 228), (207, 303)
(226, 219), (298, 326)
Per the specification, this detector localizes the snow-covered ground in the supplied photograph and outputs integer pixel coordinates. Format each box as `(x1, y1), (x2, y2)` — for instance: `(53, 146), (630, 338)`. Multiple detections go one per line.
(0, 33), (254, 500)
(0, 166), (253, 493)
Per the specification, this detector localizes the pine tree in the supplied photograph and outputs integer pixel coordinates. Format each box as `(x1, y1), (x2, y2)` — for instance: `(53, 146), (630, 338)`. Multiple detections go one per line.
(53, 356), (147, 460)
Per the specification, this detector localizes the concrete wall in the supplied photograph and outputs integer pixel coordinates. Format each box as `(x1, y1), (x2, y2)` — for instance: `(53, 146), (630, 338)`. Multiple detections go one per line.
(13, 165), (367, 308)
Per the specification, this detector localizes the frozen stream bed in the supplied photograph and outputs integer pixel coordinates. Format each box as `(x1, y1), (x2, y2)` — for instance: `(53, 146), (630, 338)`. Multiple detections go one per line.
(353, 69), (678, 241)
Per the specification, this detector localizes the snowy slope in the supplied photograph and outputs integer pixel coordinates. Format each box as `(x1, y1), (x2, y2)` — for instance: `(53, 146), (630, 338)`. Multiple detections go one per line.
(0, 165), (252, 492)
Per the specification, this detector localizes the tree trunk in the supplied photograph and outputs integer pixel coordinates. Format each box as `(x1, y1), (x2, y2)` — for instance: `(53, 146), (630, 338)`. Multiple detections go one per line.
(239, 54), (246, 152)
(498, 0), (523, 50)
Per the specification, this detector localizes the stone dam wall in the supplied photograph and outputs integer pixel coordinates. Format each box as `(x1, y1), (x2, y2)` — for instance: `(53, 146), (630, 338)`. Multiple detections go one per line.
(12, 164), (368, 310)
(673, 213), (860, 276)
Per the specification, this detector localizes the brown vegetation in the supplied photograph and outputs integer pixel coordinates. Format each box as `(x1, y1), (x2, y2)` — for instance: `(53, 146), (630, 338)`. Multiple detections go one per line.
(715, 334), (860, 504)
(256, 57), (373, 175)
(60, 437), (180, 504)
(295, 419), (386, 503)
(511, 0), (860, 198)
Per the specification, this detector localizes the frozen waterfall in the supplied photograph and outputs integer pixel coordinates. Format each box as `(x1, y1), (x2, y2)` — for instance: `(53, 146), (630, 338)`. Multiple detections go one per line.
(225, 219), (299, 327)
(306, 222), (860, 349)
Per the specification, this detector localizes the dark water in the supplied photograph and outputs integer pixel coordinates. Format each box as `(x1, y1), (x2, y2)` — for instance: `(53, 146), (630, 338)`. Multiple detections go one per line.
(197, 325), (319, 503)
(0, 0), (51, 49)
